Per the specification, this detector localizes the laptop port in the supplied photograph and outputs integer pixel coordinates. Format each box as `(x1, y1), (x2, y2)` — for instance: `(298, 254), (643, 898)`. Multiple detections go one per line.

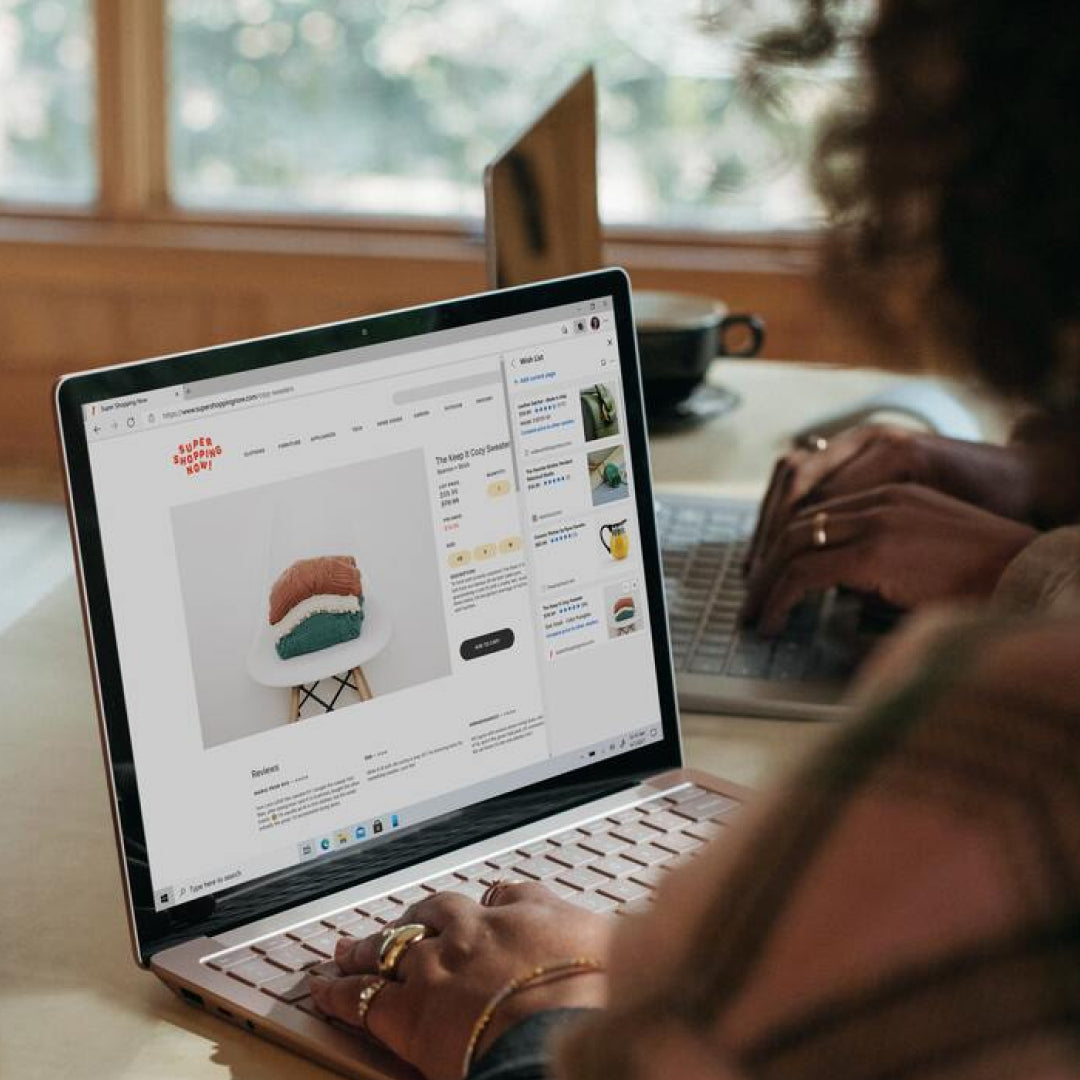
(179, 988), (204, 1008)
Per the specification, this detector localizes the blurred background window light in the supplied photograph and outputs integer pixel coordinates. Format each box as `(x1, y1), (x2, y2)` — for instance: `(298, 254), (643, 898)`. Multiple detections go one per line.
(169, 0), (853, 232)
(0, 0), (96, 205)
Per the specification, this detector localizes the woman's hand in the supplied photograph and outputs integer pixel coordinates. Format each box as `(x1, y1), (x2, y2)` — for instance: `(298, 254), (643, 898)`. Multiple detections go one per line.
(742, 483), (1037, 635)
(308, 883), (610, 1080)
(745, 425), (1037, 578)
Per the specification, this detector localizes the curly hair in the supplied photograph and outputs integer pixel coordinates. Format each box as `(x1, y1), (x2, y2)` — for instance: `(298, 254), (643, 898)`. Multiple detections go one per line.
(750, 0), (1080, 412)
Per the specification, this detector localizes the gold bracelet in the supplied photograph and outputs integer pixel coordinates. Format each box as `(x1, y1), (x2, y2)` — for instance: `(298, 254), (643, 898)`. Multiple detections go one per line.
(460, 957), (605, 1079)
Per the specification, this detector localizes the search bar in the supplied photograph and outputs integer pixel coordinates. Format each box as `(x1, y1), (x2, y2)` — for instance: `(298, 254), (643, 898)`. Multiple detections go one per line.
(392, 369), (502, 406)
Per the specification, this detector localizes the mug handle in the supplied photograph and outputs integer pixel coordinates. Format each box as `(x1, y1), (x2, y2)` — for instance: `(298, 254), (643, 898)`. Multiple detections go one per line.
(718, 314), (766, 358)
(599, 524), (612, 553)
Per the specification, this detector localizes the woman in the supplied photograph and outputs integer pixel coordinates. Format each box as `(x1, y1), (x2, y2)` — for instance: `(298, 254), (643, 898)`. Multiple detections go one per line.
(310, 0), (1080, 1076)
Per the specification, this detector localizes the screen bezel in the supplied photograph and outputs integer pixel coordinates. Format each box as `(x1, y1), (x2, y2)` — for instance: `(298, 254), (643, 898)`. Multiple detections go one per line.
(56, 268), (682, 964)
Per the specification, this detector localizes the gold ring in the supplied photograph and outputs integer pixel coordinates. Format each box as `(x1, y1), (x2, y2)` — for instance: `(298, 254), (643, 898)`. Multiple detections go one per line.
(355, 976), (387, 1036)
(376, 923), (431, 979)
(812, 510), (829, 549)
(481, 878), (526, 907)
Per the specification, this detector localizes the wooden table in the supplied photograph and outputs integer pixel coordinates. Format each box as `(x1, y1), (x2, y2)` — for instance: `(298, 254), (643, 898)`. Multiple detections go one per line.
(0, 360), (1008, 1079)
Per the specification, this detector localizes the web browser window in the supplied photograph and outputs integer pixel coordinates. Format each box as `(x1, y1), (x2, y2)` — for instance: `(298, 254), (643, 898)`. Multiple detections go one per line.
(84, 298), (663, 910)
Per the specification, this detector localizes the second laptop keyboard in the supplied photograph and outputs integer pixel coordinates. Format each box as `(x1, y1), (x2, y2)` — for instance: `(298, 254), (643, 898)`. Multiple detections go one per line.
(656, 493), (832, 683)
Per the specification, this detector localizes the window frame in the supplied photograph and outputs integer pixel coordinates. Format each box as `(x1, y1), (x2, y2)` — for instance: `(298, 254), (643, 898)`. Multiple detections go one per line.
(0, 0), (824, 267)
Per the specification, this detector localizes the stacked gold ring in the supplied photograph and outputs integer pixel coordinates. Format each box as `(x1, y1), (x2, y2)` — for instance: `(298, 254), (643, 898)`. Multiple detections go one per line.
(356, 977), (386, 1036)
(812, 510), (829, 549)
(376, 923), (432, 980)
(481, 878), (526, 907)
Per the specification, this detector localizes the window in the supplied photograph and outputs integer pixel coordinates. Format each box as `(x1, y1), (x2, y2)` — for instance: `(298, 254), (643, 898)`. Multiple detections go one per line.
(168, 0), (845, 230)
(0, 0), (95, 204)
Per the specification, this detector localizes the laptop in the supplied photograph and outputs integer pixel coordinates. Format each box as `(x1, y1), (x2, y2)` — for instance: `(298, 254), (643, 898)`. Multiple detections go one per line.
(484, 71), (888, 721)
(56, 268), (750, 1078)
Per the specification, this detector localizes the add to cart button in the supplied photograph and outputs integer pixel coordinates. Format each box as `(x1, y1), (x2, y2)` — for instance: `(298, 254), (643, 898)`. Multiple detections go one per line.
(460, 628), (515, 661)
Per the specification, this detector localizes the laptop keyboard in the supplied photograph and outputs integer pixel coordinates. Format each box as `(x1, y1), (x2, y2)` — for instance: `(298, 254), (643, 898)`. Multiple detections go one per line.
(657, 495), (826, 682)
(203, 784), (737, 1018)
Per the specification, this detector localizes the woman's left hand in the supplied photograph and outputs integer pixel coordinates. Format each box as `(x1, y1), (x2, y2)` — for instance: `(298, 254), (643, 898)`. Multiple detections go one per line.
(308, 882), (611, 1080)
(742, 483), (1037, 635)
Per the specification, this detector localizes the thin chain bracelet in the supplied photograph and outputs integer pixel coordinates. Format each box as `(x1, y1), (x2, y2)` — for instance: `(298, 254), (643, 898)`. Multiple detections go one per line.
(460, 957), (605, 1079)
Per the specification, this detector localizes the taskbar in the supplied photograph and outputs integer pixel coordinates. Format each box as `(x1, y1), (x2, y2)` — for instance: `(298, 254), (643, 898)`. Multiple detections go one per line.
(151, 721), (663, 911)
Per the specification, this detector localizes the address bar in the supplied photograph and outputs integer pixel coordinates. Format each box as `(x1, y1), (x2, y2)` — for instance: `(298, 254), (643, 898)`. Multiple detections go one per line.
(167, 318), (569, 424)
(160, 383), (296, 422)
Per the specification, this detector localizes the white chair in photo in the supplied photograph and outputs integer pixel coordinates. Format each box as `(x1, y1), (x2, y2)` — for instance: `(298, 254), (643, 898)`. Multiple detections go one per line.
(247, 595), (393, 721)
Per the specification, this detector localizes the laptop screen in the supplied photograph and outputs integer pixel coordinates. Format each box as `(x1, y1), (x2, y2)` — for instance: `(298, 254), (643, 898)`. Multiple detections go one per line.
(69, 278), (671, 933)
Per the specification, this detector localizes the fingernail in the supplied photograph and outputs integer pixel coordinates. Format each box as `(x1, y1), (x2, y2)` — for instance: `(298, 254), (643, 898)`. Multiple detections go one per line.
(334, 938), (352, 960)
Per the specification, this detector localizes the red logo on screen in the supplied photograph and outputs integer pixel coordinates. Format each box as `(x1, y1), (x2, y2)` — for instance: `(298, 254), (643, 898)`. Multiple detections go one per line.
(172, 436), (223, 476)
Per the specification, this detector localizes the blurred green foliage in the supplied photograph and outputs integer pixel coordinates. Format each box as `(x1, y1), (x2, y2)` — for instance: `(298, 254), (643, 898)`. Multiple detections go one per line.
(0, 0), (845, 228)
(0, 0), (95, 203)
(170, 0), (839, 229)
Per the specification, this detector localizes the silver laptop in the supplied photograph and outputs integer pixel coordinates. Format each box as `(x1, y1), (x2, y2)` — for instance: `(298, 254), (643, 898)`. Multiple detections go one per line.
(484, 71), (891, 721)
(56, 269), (751, 1077)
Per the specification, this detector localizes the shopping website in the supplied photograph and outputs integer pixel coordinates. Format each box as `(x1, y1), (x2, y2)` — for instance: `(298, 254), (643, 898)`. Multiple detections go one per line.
(84, 298), (663, 909)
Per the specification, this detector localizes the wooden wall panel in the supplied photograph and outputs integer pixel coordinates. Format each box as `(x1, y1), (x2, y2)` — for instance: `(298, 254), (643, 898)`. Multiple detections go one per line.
(119, 292), (209, 362)
(0, 289), (118, 369)
(205, 293), (265, 347)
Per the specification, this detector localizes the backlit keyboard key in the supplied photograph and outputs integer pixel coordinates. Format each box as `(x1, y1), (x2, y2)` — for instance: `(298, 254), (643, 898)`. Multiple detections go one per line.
(555, 866), (609, 892)
(336, 917), (379, 939)
(672, 793), (739, 822)
(439, 879), (488, 902)
(580, 832), (628, 857)
(682, 819), (726, 842)
(572, 891), (620, 914)
(321, 910), (362, 930)
(227, 956), (288, 986)
(302, 930), (343, 957)
(389, 885), (434, 906)
(547, 844), (596, 868)
(513, 856), (562, 881)
(261, 971), (311, 1003)
(608, 821), (657, 845)
(426, 873), (467, 891)
(287, 921), (332, 941)
(628, 865), (669, 890)
(516, 839), (555, 857)
(251, 934), (294, 954)
(653, 830), (701, 855)
(640, 809), (688, 833)
(357, 897), (403, 921)
(614, 896), (653, 917)
(266, 942), (321, 971)
(589, 855), (637, 879)
(545, 879), (578, 900)
(456, 862), (498, 884)
(622, 844), (671, 868)
(597, 878), (650, 904)
(549, 827), (585, 846)
(664, 785), (709, 804)
(206, 947), (260, 971)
